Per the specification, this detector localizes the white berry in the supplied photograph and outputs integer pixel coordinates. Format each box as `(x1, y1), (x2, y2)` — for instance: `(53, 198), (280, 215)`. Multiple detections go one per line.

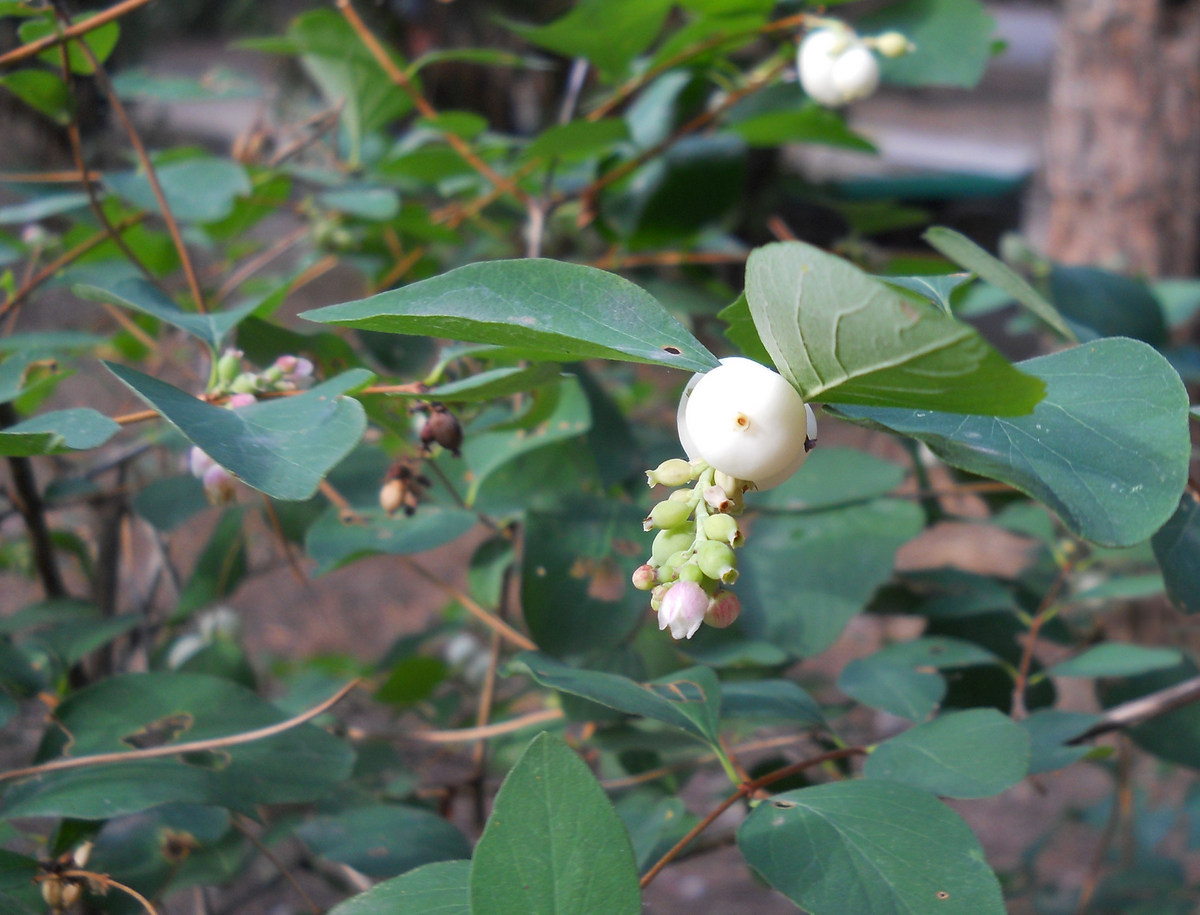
(797, 28), (881, 107)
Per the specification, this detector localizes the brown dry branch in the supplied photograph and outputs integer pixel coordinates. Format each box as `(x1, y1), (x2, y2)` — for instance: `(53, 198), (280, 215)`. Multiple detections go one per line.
(0, 0), (156, 70)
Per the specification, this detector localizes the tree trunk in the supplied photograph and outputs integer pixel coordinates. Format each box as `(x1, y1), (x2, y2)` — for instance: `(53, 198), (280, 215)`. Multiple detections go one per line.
(1045, 0), (1200, 277)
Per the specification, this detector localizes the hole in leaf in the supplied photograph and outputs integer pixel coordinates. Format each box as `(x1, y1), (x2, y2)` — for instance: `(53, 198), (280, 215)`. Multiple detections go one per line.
(160, 830), (198, 863)
(936, 891), (950, 901)
(122, 713), (193, 749)
(180, 749), (231, 770)
(770, 799), (796, 808)
(662, 346), (681, 355)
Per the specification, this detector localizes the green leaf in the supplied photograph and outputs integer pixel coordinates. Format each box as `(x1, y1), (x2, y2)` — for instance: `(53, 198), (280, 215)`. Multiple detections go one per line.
(519, 652), (722, 749)
(745, 241), (1046, 414)
(76, 277), (259, 351)
(1153, 489), (1200, 613)
(838, 659), (945, 722)
(0, 192), (89, 224)
(469, 732), (641, 915)
(1020, 710), (1100, 774)
(616, 793), (699, 874)
(738, 780), (1005, 914)
(0, 354), (33, 404)
(306, 505), (478, 575)
(1048, 265), (1168, 346)
(727, 103), (875, 152)
(297, 804), (469, 878)
(836, 338), (1191, 547)
(112, 67), (261, 101)
(19, 14), (119, 75)
(734, 501), (924, 658)
(720, 680), (826, 729)
(386, 363), (564, 403)
(0, 69), (70, 123)
(864, 709), (1029, 798)
(173, 508), (248, 621)
(923, 226), (1073, 339)
(328, 860), (470, 915)
(522, 118), (630, 162)
(869, 635), (1003, 670)
(105, 158), (252, 224)
(0, 673), (354, 819)
(1047, 643), (1183, 679)
(0, 849), (42, 915)
(505, 0), (672, 81)
(318, 187), (401, 221)
(718, 293), (772, 364)
(880, 273), (973, 316)
(132, 475), (208, 532)
(408, 47), (552, 76)
(0, 408), (119, 456)
(301, 259), (718, 373)
(749, 447), (905, 511)
(858, 0), (997, 89)
(521, 500), (645, 657)
(105, 364), (369, 501)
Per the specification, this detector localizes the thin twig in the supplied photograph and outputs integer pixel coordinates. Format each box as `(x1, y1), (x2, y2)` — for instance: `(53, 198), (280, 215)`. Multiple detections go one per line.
(0, 170), (103, 182)
(214, 224), (310, 304)
(69, 34), (208, 313)
(1, 403), (67, 598)
(336, 0), (530, 205)
(639, 746), (867, 888)
(407, 707), (563, 743)
(0, 0), (156, 70)
(1075, 739), (1130, 914)
(400, 556), (537, 651)
(0, 679), (360, 783)
(1012, 555), (1075, 719)
(53, 870), (159, 914)
(232, 816), (321, 915)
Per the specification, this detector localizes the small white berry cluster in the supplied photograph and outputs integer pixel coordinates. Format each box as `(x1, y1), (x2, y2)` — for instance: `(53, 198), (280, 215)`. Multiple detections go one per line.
(187, 349), (316, 505)
(797, 24), (912, 108)
(635, 358), (817, 641)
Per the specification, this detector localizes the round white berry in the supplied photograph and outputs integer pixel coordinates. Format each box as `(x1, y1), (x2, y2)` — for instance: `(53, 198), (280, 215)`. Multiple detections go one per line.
(678, 357), (809, 489)
(797, 27), (880, 107)
(830, 45), (880, 103)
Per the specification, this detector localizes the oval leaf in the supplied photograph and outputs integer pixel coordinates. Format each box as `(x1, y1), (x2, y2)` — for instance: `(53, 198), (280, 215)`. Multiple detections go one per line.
(328, 860), (470, 915)
(469, 732), (641, 915)
(300, 259), (718, 372)
(745, 241), (1046, 414)
(836, 338), (1190, 547)
(738, 780), (1005, 914)
(864, 708), (1030, 798)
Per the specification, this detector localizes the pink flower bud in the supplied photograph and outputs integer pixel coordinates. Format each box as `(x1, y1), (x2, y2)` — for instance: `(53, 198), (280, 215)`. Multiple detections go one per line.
(658, 580), (708, 640)
(188, 445), (215, 478)
(705, 590), (741, 629)
(226, 393), (256, 409)
(202, 464), (237, 505)
(632, 564), (658, 591)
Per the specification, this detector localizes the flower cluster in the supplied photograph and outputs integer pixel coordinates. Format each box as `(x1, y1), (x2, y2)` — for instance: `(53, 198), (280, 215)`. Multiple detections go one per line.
(636, 358), (817, 641)
(797, 25), (912, 108)
(186, 350), (316, 505)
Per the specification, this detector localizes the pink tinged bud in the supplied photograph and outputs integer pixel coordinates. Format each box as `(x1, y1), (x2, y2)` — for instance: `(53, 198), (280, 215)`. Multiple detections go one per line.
(202, 464), (237, 505)
(658, 580), (708, 640)
(226, 393), (256, 409)
(274, 355), (298, 374)
(188, 446), (215, 478)
(632, 564), (658, 591)
(705, 590), (741, 629)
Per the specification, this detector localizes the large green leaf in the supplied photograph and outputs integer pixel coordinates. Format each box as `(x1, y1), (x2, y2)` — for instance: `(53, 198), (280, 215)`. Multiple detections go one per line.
(836, 338), (1191, 547)
(301, 259), (718, 373)
(858, 0), (996, 89)
(505, 0), (672, 81)
(719, 680), (826, 729)
(0, 672), (354, 819)
(105, 158), (252, 224)
(297, 804), (469, 878)
(750, 446), (905, 512)
(1047, 643), (1182, 679)
(1049, 265), (1168, 346)
(305, 504), (478, 574)
(745, 242), (1045, 414)
(19, 13), (119, 75)
(922, 227), (1073, 339)
(328, 860), (470, 915)
(838, 659), (945, 723)
(521, 501), (646, 657)
(738, 780), (1005, 914)
(469, 732), (641, 915)
(863, 709), (1030, 798)
(0, 69), (70, 124)
(105, 364), (370, 501)
(0, 408), (119, 456)
(1152, 489), (1200, 613)
(519, 652), (722, 749)
(75, 277), (259, 352)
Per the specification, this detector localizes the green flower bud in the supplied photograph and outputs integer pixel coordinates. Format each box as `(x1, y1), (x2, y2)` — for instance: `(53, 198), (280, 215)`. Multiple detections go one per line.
(215, 348), (243, 389)
(702, 513), (742, 547)
(646, 458), (698, 488)
(651, 527), (695, 566)
(677, 561), (706, 585)
(696, 540), (738, 584)
(644, 499), (692, 532)
(874, 31), (912, 58)
(229, 372), (259, 394)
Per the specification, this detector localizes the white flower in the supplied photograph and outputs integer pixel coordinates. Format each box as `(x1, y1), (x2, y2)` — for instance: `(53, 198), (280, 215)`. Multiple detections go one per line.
(678, 357), (812, 489)
(658, 580), (708, 640)
(798, 28), (880, 107)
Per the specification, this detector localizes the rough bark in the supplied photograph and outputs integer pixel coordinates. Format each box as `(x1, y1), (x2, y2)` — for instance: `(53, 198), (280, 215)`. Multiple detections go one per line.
(1045, 0), (1200, 277)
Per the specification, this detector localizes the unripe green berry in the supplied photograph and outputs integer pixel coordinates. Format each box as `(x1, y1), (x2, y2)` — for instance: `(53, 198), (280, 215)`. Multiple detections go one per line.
(677, 562), (706, 585)
(644, 499), (692, 532)
(646, 458), (697, 488)
(215, 348), (243, 389)
(651, 528), (694, 566)
(875, 31), (912, 58)
(229, 372), (259, 394)
(702, 513), (742, 547)
(696, 540), (738, 584)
